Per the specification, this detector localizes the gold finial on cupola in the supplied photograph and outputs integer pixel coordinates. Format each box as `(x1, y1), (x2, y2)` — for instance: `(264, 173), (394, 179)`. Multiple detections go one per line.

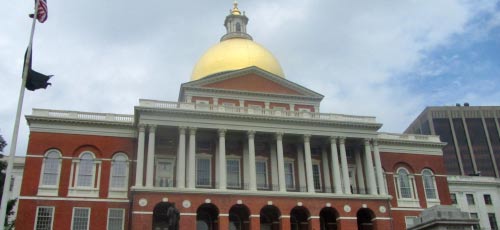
(231, 1), (241, 15)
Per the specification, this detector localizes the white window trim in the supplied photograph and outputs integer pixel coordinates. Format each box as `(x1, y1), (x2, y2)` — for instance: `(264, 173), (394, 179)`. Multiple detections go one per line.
(312, 161), (323, 192)
(226, 155), (241, 189)
(154, 156), (176, 188)
(421, 169), (440, 207)
(196, 153), (212, 187)
(108, 153), (129, 198)
(255, 157), (269, 189)
(107, 208), (125, 230)
(71, 207), (91, 230)
(69, 152), (101, 197)
(34, 206), (54, 230)
(394, 167), (420, 208)
(284, 159), (295, 190)
(37, 150), (62, 196)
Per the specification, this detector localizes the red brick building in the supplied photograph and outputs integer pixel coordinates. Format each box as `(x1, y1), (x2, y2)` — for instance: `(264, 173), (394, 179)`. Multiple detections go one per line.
(16, 3), (451, 230)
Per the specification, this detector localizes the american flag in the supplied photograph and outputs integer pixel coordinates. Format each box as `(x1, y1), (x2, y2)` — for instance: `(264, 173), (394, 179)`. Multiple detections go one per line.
(35, 0), (48, 23)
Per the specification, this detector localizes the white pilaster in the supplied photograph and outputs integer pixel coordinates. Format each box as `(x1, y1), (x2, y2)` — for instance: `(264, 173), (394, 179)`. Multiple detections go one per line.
(243, 139), (249, 188)
(176, 127), (186, 188)
(372, 140), (386, 195)
(330, 137), (342, 194)
(304, 135), (315, 193)
(364, 139), (377, 195)
(355, 148), (365, 194)
(297, 146), (306, 190)
(218, 129), (227, 190)
(187, 127), (197, 189)
(276, 133), (286, 192)
(248, 131), (257, 191)
(146, 125), (156, 187)
(339, 137), (351, 194)
(135, 125), (146, 187)
(270, 143), (278, 190)
(321, 146), (332, 193)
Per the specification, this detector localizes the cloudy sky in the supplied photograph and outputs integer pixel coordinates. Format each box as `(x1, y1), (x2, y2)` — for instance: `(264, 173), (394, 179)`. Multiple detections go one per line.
(1, 0), (499, 155)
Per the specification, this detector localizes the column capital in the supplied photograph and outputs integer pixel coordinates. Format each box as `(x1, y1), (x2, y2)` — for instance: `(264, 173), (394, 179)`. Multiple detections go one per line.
(330, 136), (338, 142)
(275, 132), (283, 140)
(218, 129), (226, 137)
(148, 125), (157, 132)
(189, 127), (197, 135)
(338, 137), (346, 144)
(364, 138), (371, 145)
(372, 139), (379, 146)
(138, 124), (146, 132)
(247, 130), (256, 138)
(179, 126), (187, 134)
(303, 134), (311, 142)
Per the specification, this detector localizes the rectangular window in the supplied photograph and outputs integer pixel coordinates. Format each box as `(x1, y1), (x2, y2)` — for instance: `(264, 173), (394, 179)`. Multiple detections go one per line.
(256, 160), (268, 189)
(227, 159), (241, 188)
(156, 159), (175, 187)
(450, 193), (457, 204)
(312, 163), (322, 191)
(405, 216), (417, 228)
(42, 158), (60, 186)
(77, 160), (94, 187)
(107, 209), (124, 230)
(489, 213), (498, 230)
(110, 160), (127, 189)
(196, 158), (211, 187)
(72, 208), (90, 230)
(470, 213), (480, 230)
(35, 206), (54, 230)
(284, 161), (295, 190)
(467, 194), (475, 205)
(484, 194), (493, 205)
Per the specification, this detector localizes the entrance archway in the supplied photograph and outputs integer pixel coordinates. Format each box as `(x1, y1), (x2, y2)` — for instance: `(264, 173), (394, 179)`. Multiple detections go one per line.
(260, 205), (281, 230)
(356, 208), (375, 230)
(290, 206), (310, 230)
(320, 207), (338, 230)
(152, 202), (179, 230)
(229, 204), (250, 230)
(197, 203), (219, 230)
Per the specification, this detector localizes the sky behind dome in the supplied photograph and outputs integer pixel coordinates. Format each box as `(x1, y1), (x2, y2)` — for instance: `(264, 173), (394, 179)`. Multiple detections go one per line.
(1, 0), (499, 155)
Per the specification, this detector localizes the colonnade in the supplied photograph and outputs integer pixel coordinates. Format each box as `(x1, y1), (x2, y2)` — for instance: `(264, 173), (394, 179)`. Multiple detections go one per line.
(134, 125), (387, 196)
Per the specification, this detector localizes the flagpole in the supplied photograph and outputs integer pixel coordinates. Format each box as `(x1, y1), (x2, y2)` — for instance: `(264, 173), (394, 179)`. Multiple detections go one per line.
(0, 0), (41, 229)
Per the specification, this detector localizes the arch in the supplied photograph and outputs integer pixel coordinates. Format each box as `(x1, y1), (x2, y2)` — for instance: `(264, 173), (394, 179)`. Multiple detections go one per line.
(229, 204), (250, 230)
(319, 207), (338, 230)
(109, 152), (129, 190)
(197, 203), (219, 230)
(290, 206), (310, 230)
(421, 168), (438, 200)
(152, 202), (180, 230)
(392, 162), (415, 173)
(76, 151), (96, 187)
(396, 167), (413, 199)
(356, 208), (375, 230)
(260, 205), (281, 230)
(73, 145), (101, 157)
(40, 149), (62, 186)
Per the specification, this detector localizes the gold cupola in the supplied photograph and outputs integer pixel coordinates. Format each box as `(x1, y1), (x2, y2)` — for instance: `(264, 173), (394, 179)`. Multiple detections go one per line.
(190, 2), (285, 81)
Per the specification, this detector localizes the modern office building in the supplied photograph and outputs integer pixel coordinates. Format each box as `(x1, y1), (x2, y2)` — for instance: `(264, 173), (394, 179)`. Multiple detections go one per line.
(406, 105), (500, 230)
(15, 3), (453, 230)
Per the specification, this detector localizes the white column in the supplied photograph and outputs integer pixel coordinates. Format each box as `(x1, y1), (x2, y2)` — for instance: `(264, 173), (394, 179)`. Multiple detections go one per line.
(297, 147), (306, 190)
(176, 127), (186, 188)
(339, 137), (351, 194)
(248, 131), (257, 191)
(276, 133), (286, 192)
(242, 140), (249, 188)
(270, 143), (278, 190)
(354, 148), (365, 194)
(146, 125), (156, 187)
(321, 147), (332, 193)
(364, 139), (377, 195)
(218, 129), (227, 190)
(187, 127), (197, 189)
(135, 125), (146, 187)
(330, 137), (342, 194)
(372, 140), (386, 195)
(303, 135), (315, 193)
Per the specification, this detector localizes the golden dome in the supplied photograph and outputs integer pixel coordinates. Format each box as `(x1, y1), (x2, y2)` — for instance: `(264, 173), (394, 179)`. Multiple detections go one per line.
(191, 38), (285, 81)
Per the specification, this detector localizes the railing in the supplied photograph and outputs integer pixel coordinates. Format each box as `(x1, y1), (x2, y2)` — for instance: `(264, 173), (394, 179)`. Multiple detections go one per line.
(32, 108), (134, 123)
(139, 99), (377, 124)
(378, 132), (441, 142)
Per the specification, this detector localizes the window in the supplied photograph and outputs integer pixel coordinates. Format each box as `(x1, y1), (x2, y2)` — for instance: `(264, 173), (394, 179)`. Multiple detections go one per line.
(69, 151), (101, 197)
(248, 105), (263, 114)
(284, 161), (295, 190)
(312, 163), (322, 191)
(107, 209), (124, 230)
(405, 216), (417, 228)
(396, 168), (413, 198)
(466, 194), (475, 205)
(470, 213), (480, 230)
(72, 208), (90, 230)
(41, 150), (62, 186)
(484, 194), (493, 205)
(77, 152), (95, 187)
(155, 158), (175, 187)
(195, 100), (210, 110)
(450, 193), (457, 204)
(35, 206), (54, 230)
(489, 213), (498, 230)
(196, 157), (211, 187)
(110, 154), (128, 189)
(227, 159), (241, 188)
(235, 22), (241, 32)
(256, 160), (268, 189)
(422, 169), (438, 200)
(222, 103), (237, 112)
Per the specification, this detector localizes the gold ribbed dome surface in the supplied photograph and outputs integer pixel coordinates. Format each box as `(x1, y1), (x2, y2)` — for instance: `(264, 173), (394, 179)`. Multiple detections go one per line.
(191, 38), (285, 81)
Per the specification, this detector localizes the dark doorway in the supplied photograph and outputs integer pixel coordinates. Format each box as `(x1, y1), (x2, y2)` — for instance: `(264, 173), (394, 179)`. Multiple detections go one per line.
(357, 208), (374, 230)
(229, 204), (250, 230)
(152, 202), (180, 230)
(320, 207), (338, 230)
(260, 205), (281, 230)
(196, 203), (219, 230)
(290, 206), (310, 230)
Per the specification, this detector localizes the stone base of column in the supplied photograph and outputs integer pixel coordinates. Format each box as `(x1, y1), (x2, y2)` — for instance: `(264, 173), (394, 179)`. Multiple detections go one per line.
(338, 218), (357, 230)
(280, 216), (291, 230)
(310, 217), (320, 230)
(251, 216), (260, 230)
(179, 214), (196, 229)
(373, 218), (392, 230)
(219, 215), (229, 230)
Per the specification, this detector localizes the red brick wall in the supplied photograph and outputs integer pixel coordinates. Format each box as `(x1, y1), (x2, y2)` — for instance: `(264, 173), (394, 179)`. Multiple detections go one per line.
(203, 74), (302, 95)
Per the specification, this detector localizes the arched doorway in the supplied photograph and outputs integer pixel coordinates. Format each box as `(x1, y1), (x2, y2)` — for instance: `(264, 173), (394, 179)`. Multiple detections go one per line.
(357, 208), (375, 230)
(260, 205), (281, 230)
(229, 204), (250, 230)
(290, 206), (310, 230)
(152, 202), (180, 230)
(320, 207), (338, 230)
(197, 203), (219, 230)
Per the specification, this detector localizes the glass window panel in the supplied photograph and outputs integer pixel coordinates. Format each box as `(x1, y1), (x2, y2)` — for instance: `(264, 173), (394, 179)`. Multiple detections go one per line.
(227, 159), (240, 188)
(256, 161), (267, 189)
(42, 152), (60, 186)
(484, 194), (492, 205)
(466, 119), (495, 177)
(156, 160), (175, 187)
(453, 119), (475, 175)
(312, 164), (321, 191)
(450, 193), (457, 204)
(107, 209), (124, 230)
(486, 118), (500, 178)
(422, 170), (437, 199)
(285, 162), (294, 189)
(77, 153), (94, 187)
(35, 207), (54, 230)
(196, 158), (211, 186)
(489, 213), (498, 230)
(110, 155), (127, 189)
(398, 169), (412, 199)
(72, 208), (90, 230)
(466, 194), (475, 205)
(433, 119), (461, 175)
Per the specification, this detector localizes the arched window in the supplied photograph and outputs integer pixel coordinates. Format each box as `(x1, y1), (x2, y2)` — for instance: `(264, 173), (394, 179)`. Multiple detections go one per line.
(41, 150), (62, 186)
(396, 168), (412, 198)
(110, 153), (128, 189)
(394, 167), (419, 207)
(422, 169), (438, 200)
(69, 151), (101, 197)
(77, 152), (95, 187)
(235, 22), (241, 32)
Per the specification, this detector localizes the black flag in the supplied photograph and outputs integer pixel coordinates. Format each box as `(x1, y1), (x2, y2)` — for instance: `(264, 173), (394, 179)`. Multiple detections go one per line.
(23, 48), (52, 91)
